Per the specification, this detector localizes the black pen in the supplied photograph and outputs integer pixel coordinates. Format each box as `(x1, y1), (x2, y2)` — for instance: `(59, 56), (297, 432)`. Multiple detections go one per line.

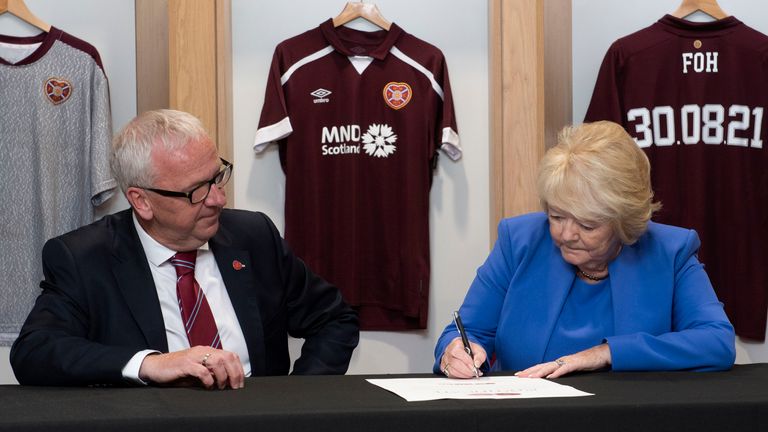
(453, 310), (479, 378)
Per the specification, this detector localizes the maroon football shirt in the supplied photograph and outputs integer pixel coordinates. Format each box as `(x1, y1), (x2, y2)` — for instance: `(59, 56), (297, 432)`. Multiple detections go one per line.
(254, 20), (461, 330)
(586, 15), (768, 340)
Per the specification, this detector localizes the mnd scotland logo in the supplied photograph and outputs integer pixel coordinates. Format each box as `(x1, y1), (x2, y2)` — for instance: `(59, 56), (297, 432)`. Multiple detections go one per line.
(320, 123), (398, 158)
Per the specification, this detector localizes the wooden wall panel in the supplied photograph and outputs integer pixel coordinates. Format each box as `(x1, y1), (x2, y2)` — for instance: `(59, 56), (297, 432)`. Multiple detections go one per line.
(215, 0), (233, 164)
(135, 0), (169, 114)
(135, 0), (233, 203)
(544, 0), (572, 150)
(168, 0), (218, 138)
(489, 0), (572, 242)
(489, 0), (504, 237)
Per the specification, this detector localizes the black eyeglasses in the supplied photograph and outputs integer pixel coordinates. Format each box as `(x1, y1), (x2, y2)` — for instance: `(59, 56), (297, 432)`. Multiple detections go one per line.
(142, 158), (233, 204)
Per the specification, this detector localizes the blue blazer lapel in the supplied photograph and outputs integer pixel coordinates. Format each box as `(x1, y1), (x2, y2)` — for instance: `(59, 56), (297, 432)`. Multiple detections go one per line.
(609, 237), (672, 335)
(111, 211), (168, 352)
(506, 241), (575, 367)
(210, 229), (265, 375)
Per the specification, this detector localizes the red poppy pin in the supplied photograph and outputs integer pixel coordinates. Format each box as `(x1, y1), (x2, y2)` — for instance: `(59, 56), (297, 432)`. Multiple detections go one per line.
(232, 260), (246, 271)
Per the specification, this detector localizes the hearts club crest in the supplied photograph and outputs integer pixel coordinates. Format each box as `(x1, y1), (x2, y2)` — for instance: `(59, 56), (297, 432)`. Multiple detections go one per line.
(44, 78), (73, 105)
(383, 82), (412, 110)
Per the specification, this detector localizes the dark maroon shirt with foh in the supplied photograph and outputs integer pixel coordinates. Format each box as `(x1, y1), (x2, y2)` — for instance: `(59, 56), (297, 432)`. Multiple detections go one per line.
(586, 15), (768, 340)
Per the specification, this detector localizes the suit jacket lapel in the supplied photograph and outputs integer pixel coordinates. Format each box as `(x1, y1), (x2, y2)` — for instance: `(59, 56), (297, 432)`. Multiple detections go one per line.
(210, 227), (265, 375)
(609, 238), (666, 335)
(507, 240), (575, 367)
(531, 246), (575, 363)
(111, 210), (169, 352)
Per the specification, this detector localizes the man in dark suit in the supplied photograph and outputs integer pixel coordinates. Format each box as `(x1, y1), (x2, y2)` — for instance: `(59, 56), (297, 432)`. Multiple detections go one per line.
(10, 109), (359, 389)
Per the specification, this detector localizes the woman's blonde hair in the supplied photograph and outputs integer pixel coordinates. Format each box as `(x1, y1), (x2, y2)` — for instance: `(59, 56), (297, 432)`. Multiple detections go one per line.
(537, 121), (661, 244)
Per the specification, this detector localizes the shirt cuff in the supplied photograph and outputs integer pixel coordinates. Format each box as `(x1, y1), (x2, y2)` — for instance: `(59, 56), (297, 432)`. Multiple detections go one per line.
(122, 349), (161, 385)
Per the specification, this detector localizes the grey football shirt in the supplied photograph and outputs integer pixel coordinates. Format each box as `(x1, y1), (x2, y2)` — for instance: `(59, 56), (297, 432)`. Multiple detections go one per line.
(0, 27), (115, 344)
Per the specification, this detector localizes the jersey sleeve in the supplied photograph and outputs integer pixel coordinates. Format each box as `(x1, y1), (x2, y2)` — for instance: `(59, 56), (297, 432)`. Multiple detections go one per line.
(90, 66), (116, 207)
(584, 43), (625, 124)
(437, 55), (461, 161)
(253, 47), (294, 154)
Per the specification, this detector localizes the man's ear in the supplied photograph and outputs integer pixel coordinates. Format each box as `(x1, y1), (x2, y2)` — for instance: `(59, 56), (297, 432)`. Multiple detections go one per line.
(126, 187), (153, 221)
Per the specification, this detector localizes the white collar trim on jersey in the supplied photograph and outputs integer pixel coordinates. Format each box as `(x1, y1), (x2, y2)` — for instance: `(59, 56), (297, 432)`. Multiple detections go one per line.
(348, 55), (374, 75)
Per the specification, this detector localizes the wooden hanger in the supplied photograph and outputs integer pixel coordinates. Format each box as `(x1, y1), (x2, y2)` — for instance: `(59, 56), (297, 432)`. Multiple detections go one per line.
(0, 0), (51, 32)
(671, 0), (728, 20)
(333, 1), (391, 31)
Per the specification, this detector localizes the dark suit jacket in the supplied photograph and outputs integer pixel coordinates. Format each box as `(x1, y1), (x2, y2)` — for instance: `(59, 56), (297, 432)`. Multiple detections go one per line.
(11, 209), (359, 386)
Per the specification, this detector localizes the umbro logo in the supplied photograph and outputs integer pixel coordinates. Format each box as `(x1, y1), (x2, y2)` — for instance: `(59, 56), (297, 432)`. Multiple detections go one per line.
(310, 88), (331, 104)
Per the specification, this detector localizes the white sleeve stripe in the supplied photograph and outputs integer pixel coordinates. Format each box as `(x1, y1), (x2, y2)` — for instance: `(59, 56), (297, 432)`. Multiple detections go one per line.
(441, 127), (462, 161)
(390, 46), (444, 100)
(253, 117), (293, 153)
(281, 46), (335, 85)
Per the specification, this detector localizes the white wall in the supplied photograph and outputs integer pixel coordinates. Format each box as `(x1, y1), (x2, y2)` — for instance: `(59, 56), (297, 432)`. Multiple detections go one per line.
(0, 0), (136, 384)
(572, 0), (768, 364)
(231, 0), (490, 374)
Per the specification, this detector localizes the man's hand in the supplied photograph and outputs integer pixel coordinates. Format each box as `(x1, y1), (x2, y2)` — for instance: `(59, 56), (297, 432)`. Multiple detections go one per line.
(515, 343), (612, 379)
(139, 346), (245, 389)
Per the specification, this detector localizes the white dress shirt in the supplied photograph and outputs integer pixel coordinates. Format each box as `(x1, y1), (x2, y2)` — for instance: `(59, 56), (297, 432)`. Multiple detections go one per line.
(122, 213), (251, 383)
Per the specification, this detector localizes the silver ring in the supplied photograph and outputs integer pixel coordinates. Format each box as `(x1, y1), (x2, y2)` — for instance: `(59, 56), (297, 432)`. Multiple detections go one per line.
(555, 358), (566, 367)
(443, 364), (451, 377)
(202, 352), (212, 366)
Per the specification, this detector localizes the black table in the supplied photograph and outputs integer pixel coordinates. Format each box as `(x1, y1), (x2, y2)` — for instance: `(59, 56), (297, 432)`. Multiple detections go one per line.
(1, 364), (766, 432)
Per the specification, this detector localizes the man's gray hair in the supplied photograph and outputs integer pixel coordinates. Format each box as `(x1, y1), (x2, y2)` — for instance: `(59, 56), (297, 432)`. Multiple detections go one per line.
(111, 109), (210, 193)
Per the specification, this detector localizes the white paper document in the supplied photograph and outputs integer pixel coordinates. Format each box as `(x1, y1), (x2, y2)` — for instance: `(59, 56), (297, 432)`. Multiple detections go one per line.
(366, 376), (594, 402)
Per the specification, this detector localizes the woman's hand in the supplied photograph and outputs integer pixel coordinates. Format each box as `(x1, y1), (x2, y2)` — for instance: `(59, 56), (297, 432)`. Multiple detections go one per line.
(439, 337), (488, 379)
(515, 343), (612, 379)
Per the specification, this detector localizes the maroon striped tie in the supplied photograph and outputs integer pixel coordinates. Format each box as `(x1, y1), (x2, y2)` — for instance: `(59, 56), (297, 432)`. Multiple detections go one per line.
(171, 251), (222, 349)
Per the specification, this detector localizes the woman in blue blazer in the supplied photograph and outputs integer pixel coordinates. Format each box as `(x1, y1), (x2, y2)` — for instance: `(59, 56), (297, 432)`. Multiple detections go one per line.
(435, 121), (735, 379)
